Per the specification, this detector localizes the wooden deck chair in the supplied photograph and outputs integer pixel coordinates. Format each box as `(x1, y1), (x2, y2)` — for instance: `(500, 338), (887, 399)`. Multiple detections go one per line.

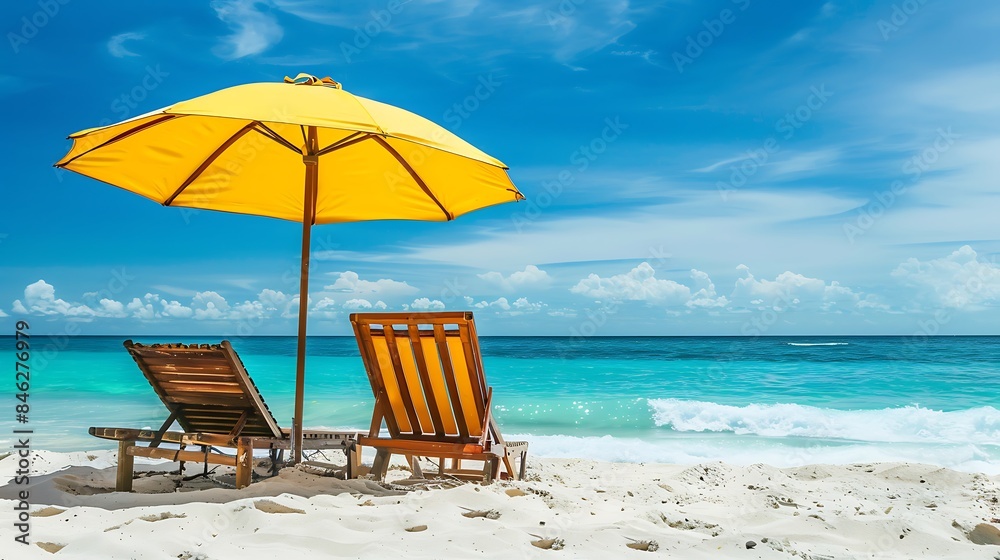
(350, 312), (528, 483)
(90, 340), (360, 491)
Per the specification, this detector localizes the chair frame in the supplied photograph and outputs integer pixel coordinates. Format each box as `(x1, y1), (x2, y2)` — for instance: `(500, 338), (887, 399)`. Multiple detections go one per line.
(351, 312), (528, 483)
(90, 340), (359, 491)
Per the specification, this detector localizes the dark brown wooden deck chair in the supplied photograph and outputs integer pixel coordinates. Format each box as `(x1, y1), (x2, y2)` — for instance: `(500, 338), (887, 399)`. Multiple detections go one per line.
(90, 340), (359, 491)
(350, 312), (528, 483)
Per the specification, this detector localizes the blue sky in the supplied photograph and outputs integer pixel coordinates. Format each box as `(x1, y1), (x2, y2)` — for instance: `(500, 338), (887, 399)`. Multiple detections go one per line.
(2, 0), (999, 336)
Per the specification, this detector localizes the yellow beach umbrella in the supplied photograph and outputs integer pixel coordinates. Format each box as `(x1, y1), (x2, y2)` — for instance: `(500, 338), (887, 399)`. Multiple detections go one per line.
(55, 73), (523, 462)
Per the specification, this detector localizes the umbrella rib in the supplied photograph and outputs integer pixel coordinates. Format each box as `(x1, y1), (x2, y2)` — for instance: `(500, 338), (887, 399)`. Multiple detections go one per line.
(316, 132), (371, 156)
(254, 123), (301, 153)
(56, 114), (179, 168)
(371, 135), (454, 221)
(164, 122), (257, 206)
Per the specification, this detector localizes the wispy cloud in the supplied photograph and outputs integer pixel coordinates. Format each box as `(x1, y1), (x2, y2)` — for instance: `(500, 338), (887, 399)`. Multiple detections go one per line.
(211, 0), (284, 60)
(269, 0), (640, 66)
(107, 32), (145, 58)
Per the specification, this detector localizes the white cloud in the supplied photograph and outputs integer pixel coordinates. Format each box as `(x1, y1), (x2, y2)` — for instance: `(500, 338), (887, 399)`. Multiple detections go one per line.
(343, 298), (372, 310)
(310, 297), (338, 318)
(13, 280), (100, 318)
(687, 270), (730, 309)
(338, 298), (389, 311)
(229, 300), (264, 320)
(478, 265), (551, 291)
(12, 284), (308, 322)
(211, 0), (283, 60)
(127, 296), (157, 320)
(569, 263), (877, 313)
(470, 296), (546, 316)
(97, 299), (127, 318)
(892, 245), (1000, 310)
(160, 299), (194, 319)
(0, 308), (7, 317)
(512, 297), (545, 313)
(324, 271), (419, 296)
(258, 289), (293, 314)
(192, 291), (230, 320)
(732, 266), (822, 308)
(408, 298), (446, 311)
(571, 262), (692, 305)
(107, 32), (145, 57)
(473, 297), (511, 311)
(731, 266), (876, 312)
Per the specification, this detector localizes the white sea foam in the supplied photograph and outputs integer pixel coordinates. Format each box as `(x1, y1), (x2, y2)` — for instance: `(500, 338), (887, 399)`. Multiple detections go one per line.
(786, 342), (849, 346)
(647, 398), (1000, 444)
(514, 433), (1000, 474)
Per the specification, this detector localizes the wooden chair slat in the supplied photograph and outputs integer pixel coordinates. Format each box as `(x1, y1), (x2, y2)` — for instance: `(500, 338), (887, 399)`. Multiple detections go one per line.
(384, 327), (424, 435)
(434, 324), (469, 438)
(407, 323), (446, 436)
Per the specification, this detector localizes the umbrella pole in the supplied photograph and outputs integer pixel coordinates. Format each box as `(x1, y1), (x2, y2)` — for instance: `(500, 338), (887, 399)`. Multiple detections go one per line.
(293, 126), (319, 464)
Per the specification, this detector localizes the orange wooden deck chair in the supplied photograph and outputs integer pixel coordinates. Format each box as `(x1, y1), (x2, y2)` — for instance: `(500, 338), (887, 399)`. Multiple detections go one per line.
(90, 341), (359, 491)
(350, 312), (528, 483)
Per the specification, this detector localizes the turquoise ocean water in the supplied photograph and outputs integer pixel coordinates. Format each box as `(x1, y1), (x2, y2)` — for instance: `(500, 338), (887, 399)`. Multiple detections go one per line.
(5, 335), (1000, 473)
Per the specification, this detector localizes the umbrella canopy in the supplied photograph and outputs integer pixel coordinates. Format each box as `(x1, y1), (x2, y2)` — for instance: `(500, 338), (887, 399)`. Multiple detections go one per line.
(56, 73), (523, 462)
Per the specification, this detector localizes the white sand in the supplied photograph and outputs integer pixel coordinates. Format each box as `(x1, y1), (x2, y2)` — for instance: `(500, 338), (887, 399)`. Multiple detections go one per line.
(4, 450), (1000, 559)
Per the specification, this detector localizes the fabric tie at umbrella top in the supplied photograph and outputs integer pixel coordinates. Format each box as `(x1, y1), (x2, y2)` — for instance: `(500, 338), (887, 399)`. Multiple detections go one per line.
(56, 73), (523, 462)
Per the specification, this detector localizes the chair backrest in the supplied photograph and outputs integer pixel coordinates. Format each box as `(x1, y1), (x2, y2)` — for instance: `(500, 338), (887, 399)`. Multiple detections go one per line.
(125, 340), (283, 438)
(350, 312), (490, 443)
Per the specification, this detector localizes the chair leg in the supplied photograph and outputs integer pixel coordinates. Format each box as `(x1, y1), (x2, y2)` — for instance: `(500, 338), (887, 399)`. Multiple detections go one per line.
(235, 437), (252, 489)
(371, 449), (390, 480)
(344, 442), (358, 479)
(483, 457), (499, 484)
(519, 450), (528, 481)
(408, 455), (424, 479)
(116, 439), (135, 492)
(269, 448), (281, 477)
(502, 455), (516, 481)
